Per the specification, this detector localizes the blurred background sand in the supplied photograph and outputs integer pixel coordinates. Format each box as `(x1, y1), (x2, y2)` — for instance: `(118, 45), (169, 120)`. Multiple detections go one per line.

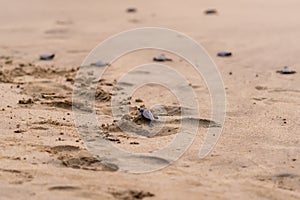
(0, 0), (299, 199)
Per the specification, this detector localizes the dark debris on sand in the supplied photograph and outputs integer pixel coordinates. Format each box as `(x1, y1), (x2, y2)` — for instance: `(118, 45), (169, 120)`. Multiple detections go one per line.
(111, 189), (154, 200)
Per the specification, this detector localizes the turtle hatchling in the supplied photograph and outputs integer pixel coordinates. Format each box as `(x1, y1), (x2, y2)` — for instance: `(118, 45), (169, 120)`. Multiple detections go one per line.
(90, 60), (110, 67)
(153, 54), (172, 62)
(40, 53), (55, 60)
(276, 66), (296, 74)
(138, 107), (156, 127)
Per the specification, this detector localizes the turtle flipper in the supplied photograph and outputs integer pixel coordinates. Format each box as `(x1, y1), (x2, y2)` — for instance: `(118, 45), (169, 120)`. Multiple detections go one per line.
(149, 121), (153, 127)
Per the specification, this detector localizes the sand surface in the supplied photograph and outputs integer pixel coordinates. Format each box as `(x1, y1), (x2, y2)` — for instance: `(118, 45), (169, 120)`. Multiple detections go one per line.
(0, 0), (300, 199)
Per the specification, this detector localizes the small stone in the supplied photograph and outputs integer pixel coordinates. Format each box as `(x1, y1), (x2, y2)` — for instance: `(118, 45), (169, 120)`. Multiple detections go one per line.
(18, 98), (33, 105)
(66, 77), (74, 82)
(126, 8), (137, 13)
(130, 141), (139, 145)
(204, 9), (218, 15)
(14, 129), (26, 133)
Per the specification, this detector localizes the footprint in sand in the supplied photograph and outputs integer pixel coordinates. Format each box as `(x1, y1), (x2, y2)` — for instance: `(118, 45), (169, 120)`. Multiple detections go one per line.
(258, 173), (300, 191)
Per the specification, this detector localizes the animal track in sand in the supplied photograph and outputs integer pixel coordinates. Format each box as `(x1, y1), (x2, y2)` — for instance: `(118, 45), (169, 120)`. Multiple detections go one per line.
(0, 168), (34, 185)
(60, 156), (118, 172)
(254, 86), (300, 105)
(110, 189), (154, 200)
(46, 144), (118, 172)
(257, 173), (300, 192)
(32, 119), (72, 127)
(50, 145), (80, 152)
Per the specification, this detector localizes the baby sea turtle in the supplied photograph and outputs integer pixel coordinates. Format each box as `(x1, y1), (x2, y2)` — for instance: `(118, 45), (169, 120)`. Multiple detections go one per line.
(153, 54), (172, 62)
(90, 60), (110, 67)
(138, 107), (156, 127)
(40, 54), (55, 60)
(217, 52), (232, 57)
(276, 66), (296, 74)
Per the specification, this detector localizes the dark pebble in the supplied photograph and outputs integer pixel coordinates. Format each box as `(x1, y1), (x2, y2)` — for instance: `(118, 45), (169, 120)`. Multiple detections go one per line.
(126, 8), (137, 13)
(204, 9), (218, 15)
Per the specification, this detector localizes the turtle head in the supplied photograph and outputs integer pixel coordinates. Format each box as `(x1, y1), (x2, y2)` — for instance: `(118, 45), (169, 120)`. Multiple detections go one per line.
(138, 107), (144, 113)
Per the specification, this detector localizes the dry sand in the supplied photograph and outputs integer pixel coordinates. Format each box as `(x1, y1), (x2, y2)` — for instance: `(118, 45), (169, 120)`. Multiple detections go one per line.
(0, 0), (300, 199)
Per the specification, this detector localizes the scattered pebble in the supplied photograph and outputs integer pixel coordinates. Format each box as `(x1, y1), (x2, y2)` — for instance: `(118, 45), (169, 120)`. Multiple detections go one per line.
(126, 7), (137, 13)
(66, 77), (74, 82)
(255, 86), (268, 90)
(204, 9), (218, 15)
(104, 83), (113, 86)
(18, 98), (33, 105)
(135, 98), (143, 103)
(14, 129), (26, 133)
(130, 141), (139, 145)
(107, 138), (121, 143)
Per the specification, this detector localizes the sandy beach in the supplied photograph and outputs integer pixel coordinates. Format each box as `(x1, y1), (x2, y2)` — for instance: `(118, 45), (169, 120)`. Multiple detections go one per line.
(0, 0), (299, 199)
